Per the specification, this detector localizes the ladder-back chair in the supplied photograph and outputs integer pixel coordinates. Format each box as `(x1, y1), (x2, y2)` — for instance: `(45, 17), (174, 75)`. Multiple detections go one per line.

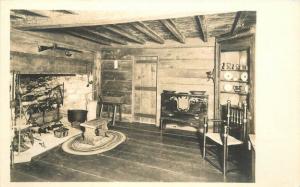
(203, 100), (248, 176)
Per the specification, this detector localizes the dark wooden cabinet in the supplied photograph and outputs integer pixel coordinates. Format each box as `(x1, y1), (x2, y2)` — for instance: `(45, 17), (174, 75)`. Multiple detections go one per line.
(160, 92), (208, 129)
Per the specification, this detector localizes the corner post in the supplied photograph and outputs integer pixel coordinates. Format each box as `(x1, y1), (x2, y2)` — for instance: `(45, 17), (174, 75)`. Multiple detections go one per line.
(203, 117), (207, 158)
(93, 51), (101, 117)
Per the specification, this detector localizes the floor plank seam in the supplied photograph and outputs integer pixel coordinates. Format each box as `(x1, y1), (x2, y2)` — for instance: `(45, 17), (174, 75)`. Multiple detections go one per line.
(37, 155), (115, 172)
(76, 149), (207, 172)
(123, 140), (203, 158)
(122, 130), (201, 145)
(36, 160), (114, 181)
(11, 170), (48, 182)
(99, 153), (204, 181)
(104, 149), (216, 175)
(113, 125), (200, 139)
(128, 138), (202, 152)
(111, 148), (196, 165)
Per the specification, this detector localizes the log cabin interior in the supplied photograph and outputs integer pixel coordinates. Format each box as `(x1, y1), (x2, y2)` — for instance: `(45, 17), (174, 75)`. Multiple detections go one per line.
(9, 9), (256, 182)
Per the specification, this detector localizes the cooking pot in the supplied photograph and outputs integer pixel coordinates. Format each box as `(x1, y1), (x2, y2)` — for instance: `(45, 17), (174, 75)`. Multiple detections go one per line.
(67, 109), (88, 123)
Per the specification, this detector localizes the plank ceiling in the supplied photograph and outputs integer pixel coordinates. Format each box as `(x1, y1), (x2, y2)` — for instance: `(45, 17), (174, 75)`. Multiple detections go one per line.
(11, 10), (256, 47)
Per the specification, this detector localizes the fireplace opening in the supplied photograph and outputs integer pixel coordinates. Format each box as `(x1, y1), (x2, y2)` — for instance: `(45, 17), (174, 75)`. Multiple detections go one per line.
(10, 73), (93, 161)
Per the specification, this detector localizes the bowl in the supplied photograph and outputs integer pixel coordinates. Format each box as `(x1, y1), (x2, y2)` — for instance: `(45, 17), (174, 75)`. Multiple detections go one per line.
(163, 90), (176, 94)
(178, 92), (189, 94)
(190, 91), (206, 95)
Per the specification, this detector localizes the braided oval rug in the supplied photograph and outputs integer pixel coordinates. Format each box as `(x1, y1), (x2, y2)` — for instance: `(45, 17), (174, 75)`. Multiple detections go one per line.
(62, 130), (126, 155)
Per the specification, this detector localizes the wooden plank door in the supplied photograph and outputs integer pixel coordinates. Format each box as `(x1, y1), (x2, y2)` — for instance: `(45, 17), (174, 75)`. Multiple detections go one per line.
(134, 56), (158, 124)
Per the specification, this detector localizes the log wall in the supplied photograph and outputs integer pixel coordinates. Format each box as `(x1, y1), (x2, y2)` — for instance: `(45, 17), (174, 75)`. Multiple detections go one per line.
(101, 38), (215, 124)
(101, 59), (134, 122)
(10, 29), (94, 74)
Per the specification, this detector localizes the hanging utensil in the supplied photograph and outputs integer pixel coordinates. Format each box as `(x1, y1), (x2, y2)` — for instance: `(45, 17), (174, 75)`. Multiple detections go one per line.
(86, 63), (93, 87)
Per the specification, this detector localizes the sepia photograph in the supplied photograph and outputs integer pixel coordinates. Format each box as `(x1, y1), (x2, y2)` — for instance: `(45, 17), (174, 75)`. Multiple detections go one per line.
(0, 1), (299, 186)
(8, 9), (256, 183)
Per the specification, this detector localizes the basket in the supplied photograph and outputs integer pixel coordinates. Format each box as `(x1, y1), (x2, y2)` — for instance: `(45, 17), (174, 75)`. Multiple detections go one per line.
(54, 127), (69, 138)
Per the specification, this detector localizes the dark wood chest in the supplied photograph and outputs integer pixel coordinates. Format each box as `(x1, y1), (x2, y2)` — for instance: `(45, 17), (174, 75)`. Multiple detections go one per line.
(160, 92), (208, 129)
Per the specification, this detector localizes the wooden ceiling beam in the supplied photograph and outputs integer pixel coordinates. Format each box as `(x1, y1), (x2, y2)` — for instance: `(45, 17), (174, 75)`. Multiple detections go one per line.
(196, 15), (208, 42)
(131, 22), (164, 44)
(217, 26), (255, 42)
(103, 25), (145, 44)
(50, 10), (76, 15)
(11, 10), (48, 18)
(230, 12), (242, 35)
(10, 11), (26, 19)
(11, 15), (24, 20)
(66, 31), (111, 46)
(160, 19), (185, 43)
(81, 28), (128, 45)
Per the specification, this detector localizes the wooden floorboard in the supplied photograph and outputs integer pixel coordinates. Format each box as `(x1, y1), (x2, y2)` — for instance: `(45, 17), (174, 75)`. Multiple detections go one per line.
(111, 139), (204, 165)
(11, 169), (46, 182)
(12, 159), (110, 182)
(125, 138), (202, 155)
(34, 149), (155, 181)
(103, 146), (224, 181)
(114, 122), (201, 141)
(118, 121), (200, 138)
(11, 121), (251, 182)
(111, 125), (202, 150)
(35, 147), (201, 181)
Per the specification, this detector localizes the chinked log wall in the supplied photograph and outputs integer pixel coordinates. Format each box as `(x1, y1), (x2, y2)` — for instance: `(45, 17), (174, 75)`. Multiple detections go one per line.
(101, 59), (133, 122)
(101, 38), (215, 124)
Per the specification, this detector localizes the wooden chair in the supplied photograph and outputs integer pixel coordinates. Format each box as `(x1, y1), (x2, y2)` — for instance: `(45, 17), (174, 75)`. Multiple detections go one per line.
(203, 100), (248, 177)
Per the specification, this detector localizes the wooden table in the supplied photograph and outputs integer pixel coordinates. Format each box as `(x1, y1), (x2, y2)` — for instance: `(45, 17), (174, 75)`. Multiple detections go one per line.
(99, 96), (123, 126)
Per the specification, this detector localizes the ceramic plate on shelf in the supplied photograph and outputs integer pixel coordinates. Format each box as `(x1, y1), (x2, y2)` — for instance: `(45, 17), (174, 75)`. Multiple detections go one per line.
(224, 84), (232, 92)
(224, 72), (233, 80)
(241, 72), (248, 81)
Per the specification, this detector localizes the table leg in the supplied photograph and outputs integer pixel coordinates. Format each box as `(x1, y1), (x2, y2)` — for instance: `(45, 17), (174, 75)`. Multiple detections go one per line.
(119, 104), (122, 121)
(99, 104), (103, 118)
(112, 105), (117, 126)
(108, 105), (111, 117)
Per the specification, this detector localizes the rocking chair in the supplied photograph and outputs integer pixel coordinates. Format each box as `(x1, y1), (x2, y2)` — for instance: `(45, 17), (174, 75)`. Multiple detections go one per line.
(203, 100), (248, 177)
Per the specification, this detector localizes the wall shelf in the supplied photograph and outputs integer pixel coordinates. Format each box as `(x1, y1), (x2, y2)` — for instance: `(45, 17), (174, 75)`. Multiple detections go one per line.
(220, 69), (248, 72)
(220, 91), (248, 96)
(220, 79), (248, 83)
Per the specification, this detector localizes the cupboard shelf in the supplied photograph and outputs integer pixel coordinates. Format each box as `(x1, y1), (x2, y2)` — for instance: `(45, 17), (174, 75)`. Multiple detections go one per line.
(220, 91), (248, 96)
(220, 69), (248, 72)
(220, 79), (248, 83)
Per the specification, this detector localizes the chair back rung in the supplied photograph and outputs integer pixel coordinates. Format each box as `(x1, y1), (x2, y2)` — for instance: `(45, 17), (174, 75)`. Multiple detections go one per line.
(221, 100), (248, 141)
